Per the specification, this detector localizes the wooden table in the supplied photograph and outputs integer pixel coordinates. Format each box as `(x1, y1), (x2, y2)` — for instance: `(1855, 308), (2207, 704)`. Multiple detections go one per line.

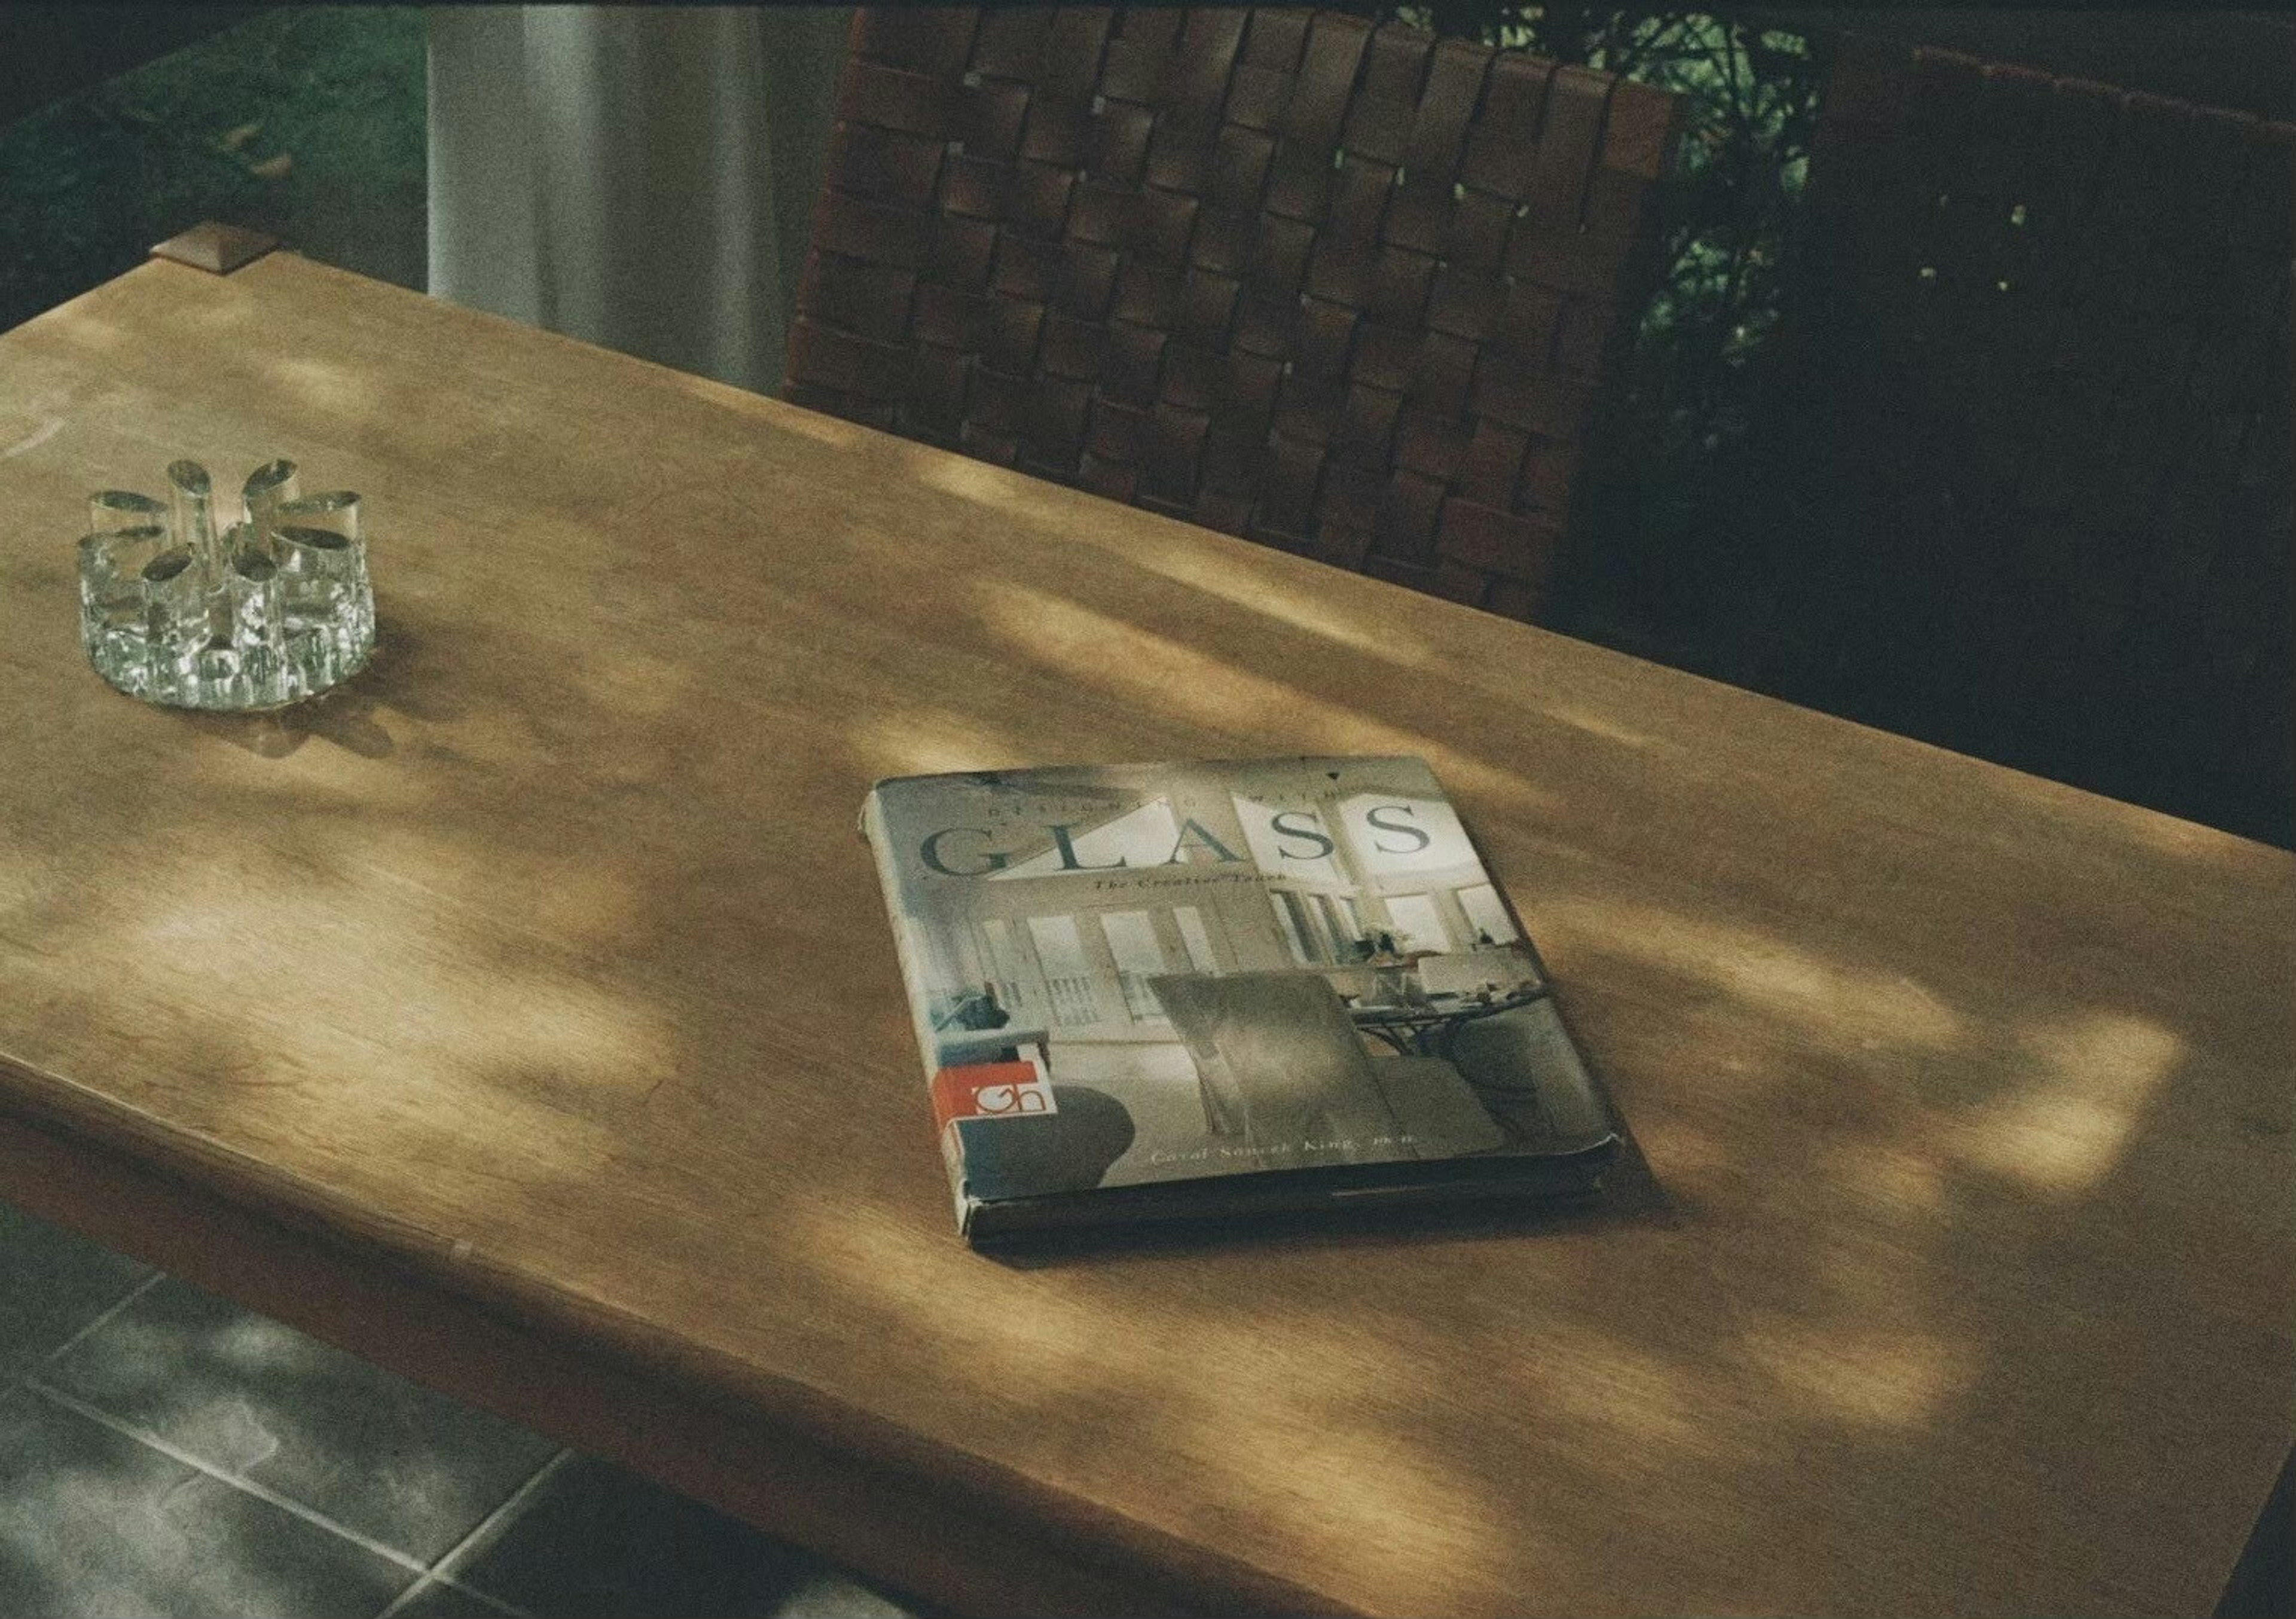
(0, 251), (2288, 1618)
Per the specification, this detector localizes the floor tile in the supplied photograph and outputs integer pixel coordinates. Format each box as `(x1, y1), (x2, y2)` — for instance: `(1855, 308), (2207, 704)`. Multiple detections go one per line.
(770, 1569), (919, 1618)
(0, 1203), (152, 1377)
(448, 1454), (908, 1619)
(383, 1575), (524, 1617)
(42, 1277), (560, 1565)
(0, 1385), (416, 1619)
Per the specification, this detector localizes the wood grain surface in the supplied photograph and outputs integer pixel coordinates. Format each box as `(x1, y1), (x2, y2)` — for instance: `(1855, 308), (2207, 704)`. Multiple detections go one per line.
(0, 254), (2288, 1618)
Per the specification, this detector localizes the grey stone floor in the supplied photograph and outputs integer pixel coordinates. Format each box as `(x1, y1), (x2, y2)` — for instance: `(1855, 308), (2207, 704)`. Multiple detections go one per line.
(0, 1201), (918, 1619)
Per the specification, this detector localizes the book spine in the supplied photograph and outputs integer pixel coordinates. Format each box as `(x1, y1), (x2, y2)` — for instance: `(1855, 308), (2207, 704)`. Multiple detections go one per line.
(859, 787), (975, 1231)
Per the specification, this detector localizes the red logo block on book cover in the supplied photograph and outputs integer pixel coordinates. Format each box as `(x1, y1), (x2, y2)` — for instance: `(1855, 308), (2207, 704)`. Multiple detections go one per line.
(932, 1061), (1056, 1130)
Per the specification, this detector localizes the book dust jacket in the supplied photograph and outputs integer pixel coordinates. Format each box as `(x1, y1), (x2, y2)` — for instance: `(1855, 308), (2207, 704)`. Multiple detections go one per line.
(861, 756), (1622, 1239)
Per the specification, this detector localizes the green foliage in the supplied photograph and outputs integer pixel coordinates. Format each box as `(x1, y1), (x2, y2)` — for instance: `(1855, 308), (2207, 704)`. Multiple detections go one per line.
(1396, 5), (1824, 467)
(1392, 4), (1828, 670)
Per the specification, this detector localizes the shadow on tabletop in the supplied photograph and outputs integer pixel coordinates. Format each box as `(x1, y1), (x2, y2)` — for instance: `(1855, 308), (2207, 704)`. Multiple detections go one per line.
(8, 298), (2284, 1615)
(175, 618), (466, 760)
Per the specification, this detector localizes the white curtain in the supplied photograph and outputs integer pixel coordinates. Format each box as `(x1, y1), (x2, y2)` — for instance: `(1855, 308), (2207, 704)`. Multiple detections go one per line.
(425, 5), (850, 395)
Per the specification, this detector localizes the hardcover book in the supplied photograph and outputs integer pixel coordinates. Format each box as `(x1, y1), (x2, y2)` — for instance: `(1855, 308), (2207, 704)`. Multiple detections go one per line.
(860, 756), (1623, 1241)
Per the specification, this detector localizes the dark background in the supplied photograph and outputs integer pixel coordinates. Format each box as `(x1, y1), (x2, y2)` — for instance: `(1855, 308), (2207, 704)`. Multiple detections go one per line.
(2, 5), (2289, 847)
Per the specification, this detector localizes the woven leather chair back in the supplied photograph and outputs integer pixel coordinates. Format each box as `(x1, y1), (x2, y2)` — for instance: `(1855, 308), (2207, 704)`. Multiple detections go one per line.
(1772, 35), (2294, 837)
(784, 7), (1680, 621)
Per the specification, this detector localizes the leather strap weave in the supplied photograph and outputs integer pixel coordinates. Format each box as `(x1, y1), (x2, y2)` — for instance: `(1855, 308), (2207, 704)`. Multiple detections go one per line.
(787, 7), (1680, 621)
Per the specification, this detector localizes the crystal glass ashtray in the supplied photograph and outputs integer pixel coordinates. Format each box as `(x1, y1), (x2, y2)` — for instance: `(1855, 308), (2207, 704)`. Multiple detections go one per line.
(77, 459), (374, 711)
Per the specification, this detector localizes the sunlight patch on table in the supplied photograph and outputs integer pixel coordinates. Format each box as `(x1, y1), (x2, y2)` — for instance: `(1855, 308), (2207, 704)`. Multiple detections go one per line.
(1958, 1010), (2182, 1196)
(846, 707), (1025, 780)
(2111, 796), (2296, 882)
(364, 967), (667, 1110)
(1644, 1119), (1730, 1181)
(1820, 1138), (1948, 1220)
(770, 1220), (1547, 1619)
(37, 307), (132, 353)
(572, 643), (695, 728)
(901, 445), (1079, 528)
(463, 977), (666, 1087)
(758, 1196), (1120, 1393)
(317, 820), (645, 954)
(1147, 1314), (1423, 1418)
(124, 850), (675, 1126)
(1537, 702), (1665, 752)
(269, 355), (366, 414)
(1100, 530), (1436, 664)
(764, 402), (868, 448)
(1543, 897), (1967, 1053)
(1194, 1417), (1532, 1615)
(1742, 1321), (1965, 1431)
(524, 864), (645, 941)
(973, 582), (1559, 816)
(0, 418), (64, 460)
(1515, 1330), (1702, 1451)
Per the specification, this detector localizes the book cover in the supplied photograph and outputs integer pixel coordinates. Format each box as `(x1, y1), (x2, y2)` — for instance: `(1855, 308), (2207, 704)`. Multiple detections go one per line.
(860, 756), (1623, 1240)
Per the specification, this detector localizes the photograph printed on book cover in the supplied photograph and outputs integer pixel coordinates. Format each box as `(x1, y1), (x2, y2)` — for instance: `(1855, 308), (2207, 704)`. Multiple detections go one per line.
(869, 756), (1616, 1207)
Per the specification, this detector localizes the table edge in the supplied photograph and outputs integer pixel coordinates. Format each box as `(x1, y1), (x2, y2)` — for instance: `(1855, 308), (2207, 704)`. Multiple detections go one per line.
(0, 1050), (1354, 1619)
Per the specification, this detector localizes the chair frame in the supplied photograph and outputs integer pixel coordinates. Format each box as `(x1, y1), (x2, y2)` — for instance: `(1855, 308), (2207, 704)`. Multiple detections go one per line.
(1763, 33), (2293, 836)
